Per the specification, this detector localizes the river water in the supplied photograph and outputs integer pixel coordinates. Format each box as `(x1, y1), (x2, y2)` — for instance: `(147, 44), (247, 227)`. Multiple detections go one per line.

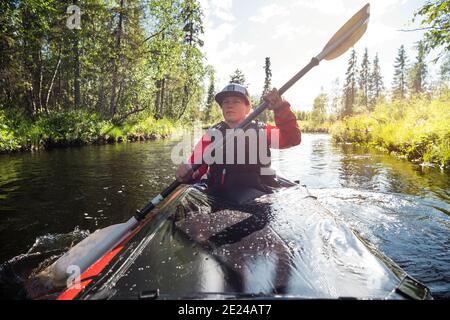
(0, 134), (449, 298)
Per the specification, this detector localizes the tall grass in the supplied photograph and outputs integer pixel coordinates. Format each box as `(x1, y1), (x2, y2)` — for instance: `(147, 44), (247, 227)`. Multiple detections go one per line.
(297, 120), (331, 133)
(0, 109), (180, 153)
(331, 94), (450, 169)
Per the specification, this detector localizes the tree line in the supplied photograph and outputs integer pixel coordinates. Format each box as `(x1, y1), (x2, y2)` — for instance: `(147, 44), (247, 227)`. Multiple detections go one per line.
(312, 0), (450, 124)
(324, 42), (449, 122)
(1, 0), (448, 129)
(0, 0), (206, 123)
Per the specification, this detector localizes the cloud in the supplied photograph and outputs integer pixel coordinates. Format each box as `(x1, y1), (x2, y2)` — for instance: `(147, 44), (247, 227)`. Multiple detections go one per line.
(362, 21), (398, 48)
(371, 0), (409, 18)
(272, 21), (312, 40)
(211, 0), (235, 22)
(199, 0), (235, 22)
(293, 0), (345, 16)
(249, 3), (290, 23)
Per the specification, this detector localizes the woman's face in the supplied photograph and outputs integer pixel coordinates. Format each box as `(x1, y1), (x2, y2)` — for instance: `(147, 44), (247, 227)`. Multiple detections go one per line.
(221, 95), (251, 127)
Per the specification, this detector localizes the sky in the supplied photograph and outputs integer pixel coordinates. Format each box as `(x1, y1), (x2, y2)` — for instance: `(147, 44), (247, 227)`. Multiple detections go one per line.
(197, 0), (442, 111)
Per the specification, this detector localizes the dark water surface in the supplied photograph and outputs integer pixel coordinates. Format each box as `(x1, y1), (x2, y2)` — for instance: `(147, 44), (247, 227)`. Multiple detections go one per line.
(0, 134), (448, 298)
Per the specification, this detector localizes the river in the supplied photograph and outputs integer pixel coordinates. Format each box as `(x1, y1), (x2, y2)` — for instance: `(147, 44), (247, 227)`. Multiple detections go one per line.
(0, 134), (448, 298)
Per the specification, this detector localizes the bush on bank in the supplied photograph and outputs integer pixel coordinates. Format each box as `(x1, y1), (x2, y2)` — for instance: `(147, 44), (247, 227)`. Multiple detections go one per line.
(0, 109), (179, 153)
(330, 94), (450, 169)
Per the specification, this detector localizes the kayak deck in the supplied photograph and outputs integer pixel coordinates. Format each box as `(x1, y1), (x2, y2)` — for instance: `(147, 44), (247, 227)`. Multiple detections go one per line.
(64, 184), (432, 300)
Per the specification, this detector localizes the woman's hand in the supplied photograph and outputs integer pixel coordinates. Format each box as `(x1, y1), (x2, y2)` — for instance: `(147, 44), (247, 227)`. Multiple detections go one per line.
(263, 88), (285, 110)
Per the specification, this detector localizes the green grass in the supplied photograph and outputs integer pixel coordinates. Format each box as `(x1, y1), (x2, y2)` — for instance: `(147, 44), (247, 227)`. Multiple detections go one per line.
(330, 93), (450, 169)
(297, 120), (331, 133)
(0, 109), (180, 153)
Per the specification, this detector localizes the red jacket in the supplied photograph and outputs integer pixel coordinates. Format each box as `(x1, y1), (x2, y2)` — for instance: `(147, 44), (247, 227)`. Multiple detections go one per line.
(188, 101), (301, 179)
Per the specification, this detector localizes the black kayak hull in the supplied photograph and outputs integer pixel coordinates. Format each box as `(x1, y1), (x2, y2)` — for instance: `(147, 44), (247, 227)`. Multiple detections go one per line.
(54, 181), (432, 300)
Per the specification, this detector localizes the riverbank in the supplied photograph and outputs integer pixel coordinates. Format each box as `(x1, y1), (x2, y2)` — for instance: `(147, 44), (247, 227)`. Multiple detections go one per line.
(0, 110), (181, 154)
(297, 120), (331, 133)
(330, 94), (450, 170)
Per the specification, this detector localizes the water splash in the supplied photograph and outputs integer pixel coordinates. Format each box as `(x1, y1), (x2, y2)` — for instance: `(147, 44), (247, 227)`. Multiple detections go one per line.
(0, 227), (90, 299)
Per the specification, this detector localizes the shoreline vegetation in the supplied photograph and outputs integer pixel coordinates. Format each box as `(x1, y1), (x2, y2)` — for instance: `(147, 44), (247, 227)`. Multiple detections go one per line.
(330, 94), (450, 170)
(294, 91), (449, 170)
(0, 110), (179, 154)
(1, 92), (449, 172)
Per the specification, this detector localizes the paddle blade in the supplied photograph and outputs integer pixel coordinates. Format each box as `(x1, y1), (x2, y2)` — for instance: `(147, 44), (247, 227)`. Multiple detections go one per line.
(321, 3), (370, 61)
(36, 217), (138, 288)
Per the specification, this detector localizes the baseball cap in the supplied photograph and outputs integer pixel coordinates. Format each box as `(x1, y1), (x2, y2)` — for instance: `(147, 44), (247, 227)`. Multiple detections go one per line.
(215, 83), (250, 106)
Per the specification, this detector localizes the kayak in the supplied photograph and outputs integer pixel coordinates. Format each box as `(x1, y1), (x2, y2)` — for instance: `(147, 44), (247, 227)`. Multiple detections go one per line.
(36, 178), (432, 300)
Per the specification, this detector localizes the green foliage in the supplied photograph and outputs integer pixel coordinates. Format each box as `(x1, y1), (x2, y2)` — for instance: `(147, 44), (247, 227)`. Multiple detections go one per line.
(414, 0), (450, 61)
(0, 110), (20, 152)
(369, 53), (384, 106)
(297, 120), (331, 133)
(203, 66), (216, 123)
(392, 45), (409, 100)
(342, 48), (358, 117)
(35, 110), (101, 144)
(358, 48), (371, 110)
(408, 41), (428, 94)
(258, 57), (273, 123)
(331, 93), (450, 168)
(311, 92), (328, 125)
(229, 69), (247, 86)
(0, 109), (179, 152)
(1, 0), (206, 126)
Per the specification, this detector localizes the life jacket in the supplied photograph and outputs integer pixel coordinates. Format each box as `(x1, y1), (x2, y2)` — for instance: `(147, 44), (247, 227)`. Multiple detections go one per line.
(206, 121), (278, 198)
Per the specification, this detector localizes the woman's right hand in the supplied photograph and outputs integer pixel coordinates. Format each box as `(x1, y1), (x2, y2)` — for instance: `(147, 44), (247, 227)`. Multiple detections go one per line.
(175, 163), (194, 183)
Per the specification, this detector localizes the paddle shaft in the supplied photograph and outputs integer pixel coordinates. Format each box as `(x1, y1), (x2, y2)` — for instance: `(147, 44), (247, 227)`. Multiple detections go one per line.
(134, 57), (320, 221)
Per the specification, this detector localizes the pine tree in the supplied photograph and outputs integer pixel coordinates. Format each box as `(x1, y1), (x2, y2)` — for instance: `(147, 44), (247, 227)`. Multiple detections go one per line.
(342, 49), (358, 117)
(392, 45), (408, 100)
(408, 41), (428, 95)
(259, 57), (272, 122)
(261, 57), (272, 98)
(358, 48), (370, 110)
(179, 0), (205, 120)
(369, 53), (384, 108)
(229, 69), (246, 85)
(204, 66), (215, 122)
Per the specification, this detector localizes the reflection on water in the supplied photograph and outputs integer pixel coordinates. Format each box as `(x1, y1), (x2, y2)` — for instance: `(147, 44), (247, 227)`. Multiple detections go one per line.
(0, 134), (449, 297)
